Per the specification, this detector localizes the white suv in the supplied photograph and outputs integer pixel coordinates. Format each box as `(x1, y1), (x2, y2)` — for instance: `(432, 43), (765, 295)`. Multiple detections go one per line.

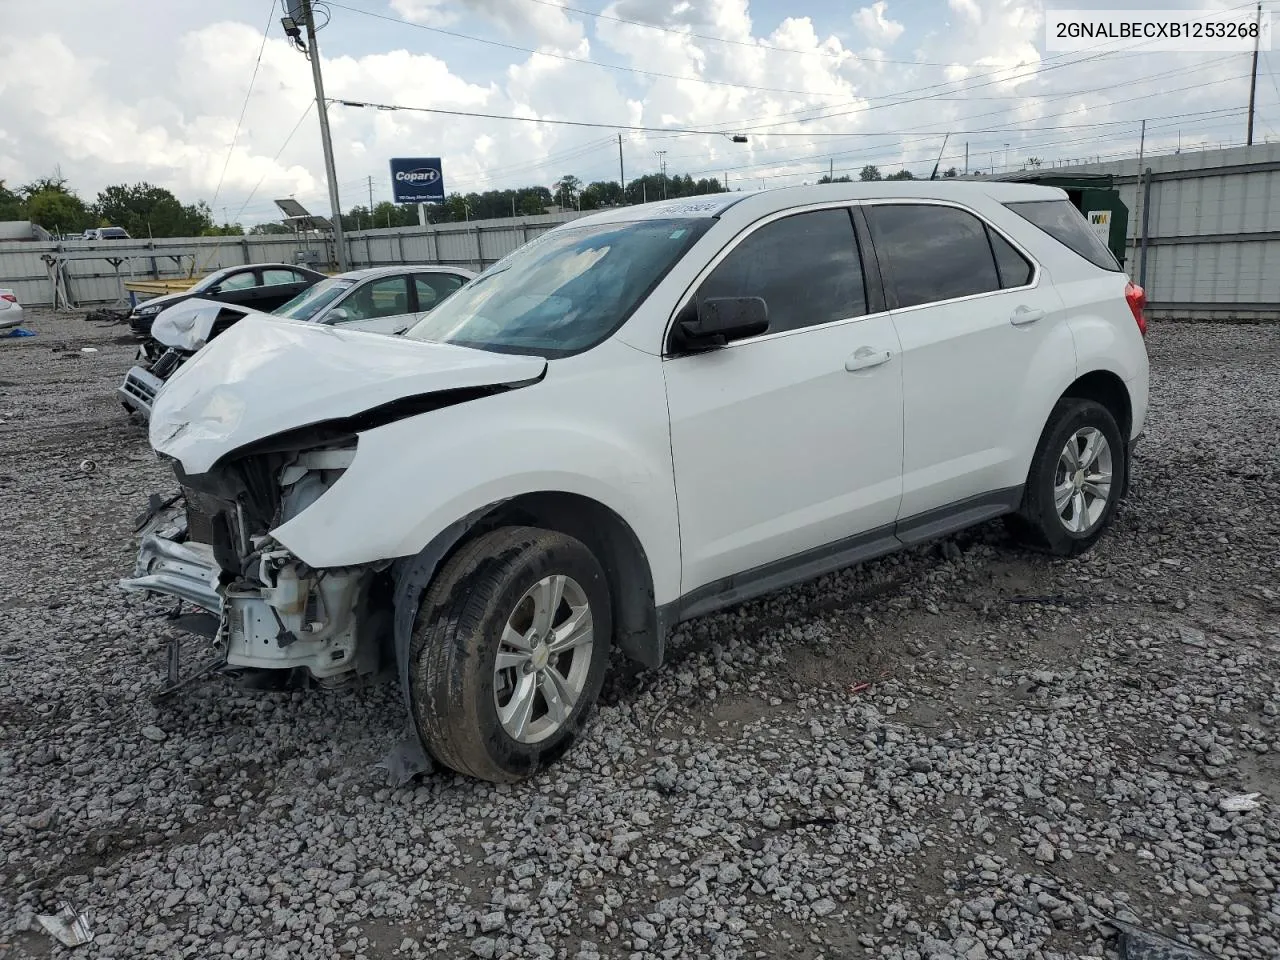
(124, 182), (1149, 783)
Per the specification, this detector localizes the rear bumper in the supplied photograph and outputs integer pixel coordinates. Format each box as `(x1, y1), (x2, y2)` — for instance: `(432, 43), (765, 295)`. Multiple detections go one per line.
(0, 306), (23, 330)
(118, 365), (164, 418)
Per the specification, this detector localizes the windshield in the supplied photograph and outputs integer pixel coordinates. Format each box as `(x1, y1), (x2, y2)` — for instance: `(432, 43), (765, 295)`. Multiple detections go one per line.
(403, 218), (712, 357)
(274, 277), (355, 321)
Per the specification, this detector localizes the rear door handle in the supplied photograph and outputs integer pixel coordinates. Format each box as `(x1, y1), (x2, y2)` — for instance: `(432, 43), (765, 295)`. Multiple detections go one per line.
(844, 347), (893, 372)
(1010, 306), (1045, 326)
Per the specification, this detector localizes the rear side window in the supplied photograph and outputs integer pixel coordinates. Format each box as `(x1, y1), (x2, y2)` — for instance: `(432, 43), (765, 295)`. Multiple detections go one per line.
(987, 228), (1033, 288)
(1005, 199), (1120, 271)
(698, 209), (867, 335)
(866, 204), (1001, 309)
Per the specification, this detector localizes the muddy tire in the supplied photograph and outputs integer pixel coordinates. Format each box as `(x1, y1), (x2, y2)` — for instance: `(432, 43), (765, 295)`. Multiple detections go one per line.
(1006, 398), (1126, 557)
(409, 526), (612, 782)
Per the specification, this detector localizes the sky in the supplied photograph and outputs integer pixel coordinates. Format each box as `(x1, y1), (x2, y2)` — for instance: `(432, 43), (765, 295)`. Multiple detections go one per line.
(1, 0), (1277, 225)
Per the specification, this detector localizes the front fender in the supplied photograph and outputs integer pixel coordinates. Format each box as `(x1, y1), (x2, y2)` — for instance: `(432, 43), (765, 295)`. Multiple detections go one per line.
(271, 345), (682, 604)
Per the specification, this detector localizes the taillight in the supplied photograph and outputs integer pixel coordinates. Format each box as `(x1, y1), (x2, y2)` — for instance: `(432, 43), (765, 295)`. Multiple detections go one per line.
(0, 293), (16, 303)
(1125, 281), (1147, 337)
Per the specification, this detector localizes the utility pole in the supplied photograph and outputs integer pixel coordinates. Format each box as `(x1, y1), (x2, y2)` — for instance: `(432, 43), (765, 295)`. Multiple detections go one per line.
(298, 0), (348, 270)
(829, 157), (834, 181)
(1247, 1), (1261, 145)
(618, 134), (626, 204)
(1133, 119), (1146, 267)
(367, 176), (373, 219)
(655, 150), (668, 199)
(964, 142), (969, 175)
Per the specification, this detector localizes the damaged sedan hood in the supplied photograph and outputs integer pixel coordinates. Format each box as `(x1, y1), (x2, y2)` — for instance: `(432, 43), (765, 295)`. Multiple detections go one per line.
(150, 314), (547, 474)
(152, 297), (263, 351)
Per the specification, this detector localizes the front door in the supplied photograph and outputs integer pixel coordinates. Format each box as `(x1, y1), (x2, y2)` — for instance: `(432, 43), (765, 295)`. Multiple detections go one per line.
(331, 275), (416, 335)
(663, 207), (905, 595)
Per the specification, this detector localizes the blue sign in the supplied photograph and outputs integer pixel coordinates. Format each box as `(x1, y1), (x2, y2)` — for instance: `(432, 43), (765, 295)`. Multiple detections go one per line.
(389, 157), (445, 203)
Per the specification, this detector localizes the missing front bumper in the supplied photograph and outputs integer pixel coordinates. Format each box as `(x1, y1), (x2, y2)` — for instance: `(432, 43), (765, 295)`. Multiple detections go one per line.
(118, 365), (164, 419)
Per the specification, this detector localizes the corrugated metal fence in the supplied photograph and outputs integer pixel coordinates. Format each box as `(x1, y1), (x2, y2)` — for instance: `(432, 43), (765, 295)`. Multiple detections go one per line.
(1053, 144), (1280, 320)
(0, 211), (584, 308)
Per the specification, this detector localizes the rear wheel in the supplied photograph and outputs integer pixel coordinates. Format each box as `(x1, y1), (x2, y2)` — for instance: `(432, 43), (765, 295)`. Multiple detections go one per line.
(408, 526), (611, 782)
(1006, 398), (1126, 557)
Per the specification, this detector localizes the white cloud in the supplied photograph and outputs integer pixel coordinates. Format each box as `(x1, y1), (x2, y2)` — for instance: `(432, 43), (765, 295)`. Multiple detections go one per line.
(0, 0), (1259, 218)
(854, 2), (905, 44)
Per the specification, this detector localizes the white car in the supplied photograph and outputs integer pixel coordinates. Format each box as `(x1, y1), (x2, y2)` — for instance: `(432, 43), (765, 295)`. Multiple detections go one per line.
(0, 288), (24, 329)
(118, 265), (475, 418)
(123, 182), (1149, 783)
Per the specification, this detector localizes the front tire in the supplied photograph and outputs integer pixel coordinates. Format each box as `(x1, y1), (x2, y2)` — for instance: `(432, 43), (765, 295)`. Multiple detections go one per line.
(1007, 398), (1126, 557)
(409, 526), (612, 782)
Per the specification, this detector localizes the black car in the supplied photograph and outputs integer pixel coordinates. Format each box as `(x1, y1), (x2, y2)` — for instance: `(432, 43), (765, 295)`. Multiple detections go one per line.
(128, 263), (327, 340)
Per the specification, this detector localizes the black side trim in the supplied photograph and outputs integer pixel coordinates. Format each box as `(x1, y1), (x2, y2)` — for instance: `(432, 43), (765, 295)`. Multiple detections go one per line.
(895, 486), (1023, 546)
(850, 205), (888, 315)
(661, 485), (1024, 629)
(672, 524), (901, 623)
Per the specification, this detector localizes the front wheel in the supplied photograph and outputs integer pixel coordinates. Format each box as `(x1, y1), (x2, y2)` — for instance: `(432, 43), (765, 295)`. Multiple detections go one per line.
(409, 526), (612, 782)
(1006, 398), (1126, 557)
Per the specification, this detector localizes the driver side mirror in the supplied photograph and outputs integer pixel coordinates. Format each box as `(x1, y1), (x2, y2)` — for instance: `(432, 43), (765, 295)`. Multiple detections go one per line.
(671, 296), (769, 352)
(324, 307), (348, 324)
(206, 284), (222, 296)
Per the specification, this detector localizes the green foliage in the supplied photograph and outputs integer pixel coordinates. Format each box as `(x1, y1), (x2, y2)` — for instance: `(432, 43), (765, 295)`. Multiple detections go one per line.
(0, 180), (27, 221)
(93, 183), (213, 237)
(885, 169), (915, 180)
(25, 189), (93, 233)
(818, 175), (853, 184)
(859, 165), (882, 182)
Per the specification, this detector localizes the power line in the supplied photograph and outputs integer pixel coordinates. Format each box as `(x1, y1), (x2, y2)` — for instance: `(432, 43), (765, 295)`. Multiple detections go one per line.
(208, 0), (277, 218)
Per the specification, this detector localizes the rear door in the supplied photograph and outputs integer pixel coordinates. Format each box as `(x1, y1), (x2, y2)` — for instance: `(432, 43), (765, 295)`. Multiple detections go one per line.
(864, 201), (1072, 526)
(257, 267), (314, 311)
(411, 272), (468, 328)
(328, 274), (415, 334)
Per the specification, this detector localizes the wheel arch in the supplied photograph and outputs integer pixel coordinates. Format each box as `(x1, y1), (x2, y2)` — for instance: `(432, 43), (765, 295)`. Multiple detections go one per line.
(1061, 368), (1132, 440)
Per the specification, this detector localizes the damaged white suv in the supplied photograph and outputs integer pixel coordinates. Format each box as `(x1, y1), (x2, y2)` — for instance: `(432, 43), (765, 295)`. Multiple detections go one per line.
(123, 183), (1149, 783)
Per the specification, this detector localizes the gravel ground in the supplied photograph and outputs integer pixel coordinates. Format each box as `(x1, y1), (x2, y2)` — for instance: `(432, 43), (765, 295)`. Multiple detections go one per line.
(1, 308), (1278, 960)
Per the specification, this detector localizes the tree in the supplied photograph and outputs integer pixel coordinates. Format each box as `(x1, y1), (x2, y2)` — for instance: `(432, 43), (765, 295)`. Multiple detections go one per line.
(580, 180), (624, 210)
(553, 174), (582, 209)
(886, 169), (915, 180)
(818, 174), (853, 184)
(26, 190), (92, 233)
(859, 165), (882, 182)
(93, 183), (211, 237)
(249, 222), (293, 235)
(0, 180), (25, 221)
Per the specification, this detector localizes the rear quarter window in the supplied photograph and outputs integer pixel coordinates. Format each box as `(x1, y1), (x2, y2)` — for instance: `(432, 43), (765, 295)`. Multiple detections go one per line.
(1005, 199), (1121, 272)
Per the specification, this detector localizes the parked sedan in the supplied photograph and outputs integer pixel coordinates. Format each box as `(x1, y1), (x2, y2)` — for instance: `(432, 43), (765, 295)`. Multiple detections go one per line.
(118, 264), (475, 418)
(0, 288), (23, 330)
(128, 263), (327, 340)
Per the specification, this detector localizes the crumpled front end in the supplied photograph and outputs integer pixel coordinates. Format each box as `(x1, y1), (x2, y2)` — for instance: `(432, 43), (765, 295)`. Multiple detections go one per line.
(121, 443), (391, 688)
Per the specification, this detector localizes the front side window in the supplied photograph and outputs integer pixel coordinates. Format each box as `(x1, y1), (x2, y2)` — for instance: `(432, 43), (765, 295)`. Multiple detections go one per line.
(866, 204), (1001, 309)
(405, 218), (711, 357)
(217, 270), (260, 292)
(274, 277), (355, 320)
(335, 276), (411, 322)
(697, 209), (867, 335)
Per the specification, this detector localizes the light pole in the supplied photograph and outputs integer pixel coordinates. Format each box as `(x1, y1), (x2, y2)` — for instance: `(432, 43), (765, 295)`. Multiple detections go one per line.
(282, 0), (348, 270)
(655, 150), (668, 200)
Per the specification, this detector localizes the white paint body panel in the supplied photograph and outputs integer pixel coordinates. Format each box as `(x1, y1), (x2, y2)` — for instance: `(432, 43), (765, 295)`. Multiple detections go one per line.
(664, 314), (904, 593)
(150, 315), (546, 474)
(151, 298), (261, 352)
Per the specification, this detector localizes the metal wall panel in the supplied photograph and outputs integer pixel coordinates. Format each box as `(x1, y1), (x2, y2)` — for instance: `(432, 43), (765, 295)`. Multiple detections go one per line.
(0, 212), (583, 306)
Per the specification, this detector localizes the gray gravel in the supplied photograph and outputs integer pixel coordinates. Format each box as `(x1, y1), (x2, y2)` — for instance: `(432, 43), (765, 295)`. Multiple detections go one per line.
(2, 310), (1278, 959)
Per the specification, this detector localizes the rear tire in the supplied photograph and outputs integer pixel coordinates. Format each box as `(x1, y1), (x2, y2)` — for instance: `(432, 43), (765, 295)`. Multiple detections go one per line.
(408, 526), (612, 783)
(1006, 398), (1126, 557)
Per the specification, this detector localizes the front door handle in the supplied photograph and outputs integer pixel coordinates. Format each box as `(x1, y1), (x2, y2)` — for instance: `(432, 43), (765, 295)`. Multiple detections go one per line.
(1010, 306), (1045, 326)
(844, 346), (893, 372)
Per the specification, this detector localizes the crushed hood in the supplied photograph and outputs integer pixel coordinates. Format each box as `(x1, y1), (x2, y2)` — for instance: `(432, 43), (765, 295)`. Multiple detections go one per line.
(152, 298), (262, 351)
(149, 314), (547, 474)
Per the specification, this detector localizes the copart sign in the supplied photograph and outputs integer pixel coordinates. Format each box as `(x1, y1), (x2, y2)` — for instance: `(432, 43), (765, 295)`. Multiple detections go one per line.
(389, 158), (446, 203)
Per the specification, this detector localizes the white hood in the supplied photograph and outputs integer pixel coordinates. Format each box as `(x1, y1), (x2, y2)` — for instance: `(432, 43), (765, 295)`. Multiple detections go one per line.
(149, 314), (547, 474)
(152, 298), (262, 352)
